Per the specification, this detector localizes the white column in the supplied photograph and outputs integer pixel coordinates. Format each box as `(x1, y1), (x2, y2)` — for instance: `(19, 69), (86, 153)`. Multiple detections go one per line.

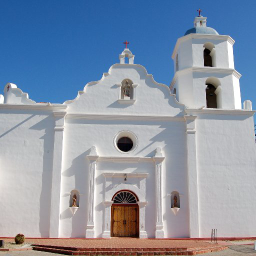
(49, 111), (66, 238)
(154, 147), (165, 238)
(86, 146), (98, 238)
(137, 201), (148, 238)
(102, 201), (113, 238)
(185, 115), (200, 237)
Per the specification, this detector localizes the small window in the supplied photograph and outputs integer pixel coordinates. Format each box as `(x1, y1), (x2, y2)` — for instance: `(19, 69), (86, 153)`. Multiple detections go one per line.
(117, 137), (133, 152)
(114, 131), (137, 153)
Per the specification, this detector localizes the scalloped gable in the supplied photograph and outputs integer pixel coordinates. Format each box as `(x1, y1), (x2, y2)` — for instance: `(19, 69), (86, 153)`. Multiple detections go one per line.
(65, 64), (185, 116)
(4, 83), (36, 105)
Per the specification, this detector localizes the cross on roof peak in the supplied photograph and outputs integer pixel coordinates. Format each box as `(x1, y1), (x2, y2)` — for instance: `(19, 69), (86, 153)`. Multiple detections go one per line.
(123, 40), (129, 48)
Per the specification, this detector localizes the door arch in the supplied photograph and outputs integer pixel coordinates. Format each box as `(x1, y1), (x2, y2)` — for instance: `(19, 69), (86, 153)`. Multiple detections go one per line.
(111, 190), (139, 237)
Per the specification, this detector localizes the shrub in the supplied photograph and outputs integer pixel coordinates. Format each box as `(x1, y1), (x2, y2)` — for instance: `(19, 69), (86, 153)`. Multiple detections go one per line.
(15, 234), (25, 244)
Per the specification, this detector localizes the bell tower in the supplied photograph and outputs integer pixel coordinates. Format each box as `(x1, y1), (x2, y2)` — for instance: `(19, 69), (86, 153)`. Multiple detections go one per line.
(171, 15), (242, 109)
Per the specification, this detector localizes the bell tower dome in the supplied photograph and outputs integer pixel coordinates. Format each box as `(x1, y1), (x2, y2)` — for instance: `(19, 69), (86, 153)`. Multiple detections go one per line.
(171, 15), (241, 110)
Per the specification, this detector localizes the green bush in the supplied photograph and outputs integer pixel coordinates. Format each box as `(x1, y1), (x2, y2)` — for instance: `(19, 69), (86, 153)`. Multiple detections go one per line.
(15, 234), (25, 244)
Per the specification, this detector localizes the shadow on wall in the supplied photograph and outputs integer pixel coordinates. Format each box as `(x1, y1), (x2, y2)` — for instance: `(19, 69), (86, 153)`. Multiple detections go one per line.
(61, 149), (90, 237)
(30, 115), (55, 237)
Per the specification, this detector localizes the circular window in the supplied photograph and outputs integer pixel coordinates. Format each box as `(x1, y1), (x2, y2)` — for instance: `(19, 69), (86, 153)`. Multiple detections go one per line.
(114, 131), (137, 153)
(117, 137), (133, 152)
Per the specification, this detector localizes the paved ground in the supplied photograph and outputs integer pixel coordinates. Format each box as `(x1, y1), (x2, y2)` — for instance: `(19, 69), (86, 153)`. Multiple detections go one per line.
(0, 245), (256, 255)
(0, 239), (255, 255)
(1, 238), (225, 248)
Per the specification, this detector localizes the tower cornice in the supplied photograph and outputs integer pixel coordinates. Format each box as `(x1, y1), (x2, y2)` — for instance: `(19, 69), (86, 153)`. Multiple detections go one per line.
(172, 34), (235, 59)
(170, 67), (241, 90)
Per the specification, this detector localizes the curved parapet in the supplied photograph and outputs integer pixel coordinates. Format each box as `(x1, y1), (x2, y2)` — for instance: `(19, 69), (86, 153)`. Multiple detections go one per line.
(64, 63), (185, 116)
(4, 83), (36, 104)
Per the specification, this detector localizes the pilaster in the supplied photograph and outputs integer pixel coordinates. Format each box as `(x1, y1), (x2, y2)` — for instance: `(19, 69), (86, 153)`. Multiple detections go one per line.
(49, 111), (66, 237)
(86, 146), (99, 238)
(102, 201), (113, 238)
(153, 147), (165, 238)
(185, 115), (200, 237)
(138, 201), (148, 238)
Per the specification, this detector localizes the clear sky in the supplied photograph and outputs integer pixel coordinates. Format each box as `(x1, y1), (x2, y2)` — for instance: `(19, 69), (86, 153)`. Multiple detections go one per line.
(0, 0), (256, 119)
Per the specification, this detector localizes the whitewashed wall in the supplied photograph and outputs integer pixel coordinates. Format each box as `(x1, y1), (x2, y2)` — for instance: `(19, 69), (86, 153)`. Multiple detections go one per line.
(0, 110), (55, 237)
(196, 113), (256, 237)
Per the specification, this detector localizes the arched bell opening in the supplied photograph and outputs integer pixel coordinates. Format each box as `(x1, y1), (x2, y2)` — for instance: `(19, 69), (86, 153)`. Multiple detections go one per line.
(121, 79), (134, 100)
(111, 190), (139, 237)
(205, 77), (221, 109)
(204, 42), (216, 67)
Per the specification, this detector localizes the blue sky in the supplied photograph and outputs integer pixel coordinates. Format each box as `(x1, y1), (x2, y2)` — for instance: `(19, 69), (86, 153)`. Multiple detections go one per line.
(0, 0), (256, 119)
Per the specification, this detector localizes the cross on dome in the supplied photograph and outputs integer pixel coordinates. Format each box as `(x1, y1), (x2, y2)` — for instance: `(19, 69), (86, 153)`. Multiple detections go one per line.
(197, 8), (202, 17)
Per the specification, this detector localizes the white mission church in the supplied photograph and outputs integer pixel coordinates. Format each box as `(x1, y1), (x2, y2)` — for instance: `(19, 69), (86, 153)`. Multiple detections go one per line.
(0, 15), (256, 239)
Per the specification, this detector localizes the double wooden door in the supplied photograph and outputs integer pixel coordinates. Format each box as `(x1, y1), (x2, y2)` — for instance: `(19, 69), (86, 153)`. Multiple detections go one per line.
(111, 204), (139, 237)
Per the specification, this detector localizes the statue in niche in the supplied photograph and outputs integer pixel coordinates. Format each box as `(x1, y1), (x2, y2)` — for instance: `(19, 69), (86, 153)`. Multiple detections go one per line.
(72, 194), (78, 207)
(122, 80), (131, 98)
(173, 195), (179, 208)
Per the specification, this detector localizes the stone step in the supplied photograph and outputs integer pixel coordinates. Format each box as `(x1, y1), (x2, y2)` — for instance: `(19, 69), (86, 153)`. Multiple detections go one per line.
(33, 245), (227, 255)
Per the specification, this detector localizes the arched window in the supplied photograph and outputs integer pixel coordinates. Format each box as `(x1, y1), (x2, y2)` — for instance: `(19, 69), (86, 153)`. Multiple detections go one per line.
(203, 42), (216, 67)
(205, 77), (221, 109)
(121, 79), (133, 100)
(112, 190), (138, 204)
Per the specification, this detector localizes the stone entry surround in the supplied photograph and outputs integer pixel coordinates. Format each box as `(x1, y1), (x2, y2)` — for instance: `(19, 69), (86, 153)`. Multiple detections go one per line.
(86, 146), (165, 238)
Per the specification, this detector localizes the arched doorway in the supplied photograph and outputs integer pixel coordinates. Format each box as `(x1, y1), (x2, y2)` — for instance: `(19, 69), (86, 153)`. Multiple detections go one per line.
(111, 190), (139, 237)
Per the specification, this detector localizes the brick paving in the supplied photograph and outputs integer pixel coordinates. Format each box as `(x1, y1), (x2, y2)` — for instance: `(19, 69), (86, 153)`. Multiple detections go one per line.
(2, 237), (219, 248)
(1, 238), (228, 255)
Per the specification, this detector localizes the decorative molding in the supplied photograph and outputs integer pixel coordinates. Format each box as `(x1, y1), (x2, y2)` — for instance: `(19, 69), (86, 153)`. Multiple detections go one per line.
(103, 201), (113, 207)
(54, 127), (64, 131)
(117, 99), (136, 104)
(53, 111), (67, 117)
(66, 113), (185, 122)
(0, 103), (67, 111)
(89, 156), (165, 163)
(172, 34), (235, 59)
(103, 173), (149, 178)
(185, 108), (255, 116)
(170, 67), (241, 89)
(137, 201), (148, 207)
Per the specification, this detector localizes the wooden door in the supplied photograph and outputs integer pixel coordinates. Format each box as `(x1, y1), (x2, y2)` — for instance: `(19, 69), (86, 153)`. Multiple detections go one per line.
(111, 205), (139, 237)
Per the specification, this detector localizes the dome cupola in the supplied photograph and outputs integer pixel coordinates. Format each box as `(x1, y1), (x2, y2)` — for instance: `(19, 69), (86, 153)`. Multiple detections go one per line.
(184, 15), (219, 36)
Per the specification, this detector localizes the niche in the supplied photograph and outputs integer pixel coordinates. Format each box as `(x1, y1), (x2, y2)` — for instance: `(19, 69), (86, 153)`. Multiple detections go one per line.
(171, 191), (180, 215)
(171, 191), (180, 208)
(69, 190), (80, 215)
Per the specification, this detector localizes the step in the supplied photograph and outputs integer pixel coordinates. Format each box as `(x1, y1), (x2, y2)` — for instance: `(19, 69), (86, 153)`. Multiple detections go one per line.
(33, 245), (227, 255)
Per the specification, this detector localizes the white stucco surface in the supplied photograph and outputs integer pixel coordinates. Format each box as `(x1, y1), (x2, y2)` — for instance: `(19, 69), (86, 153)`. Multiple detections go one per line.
(0, 16), (255, 239)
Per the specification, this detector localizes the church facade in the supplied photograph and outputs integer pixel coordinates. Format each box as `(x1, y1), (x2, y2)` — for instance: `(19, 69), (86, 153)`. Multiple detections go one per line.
(0, 16), (256, 239)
